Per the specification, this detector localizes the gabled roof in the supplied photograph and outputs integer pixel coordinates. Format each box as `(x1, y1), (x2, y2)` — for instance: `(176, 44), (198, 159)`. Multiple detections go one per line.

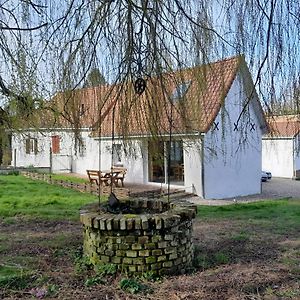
(266, 115), (300, 138)
(48, 55), (267, 137)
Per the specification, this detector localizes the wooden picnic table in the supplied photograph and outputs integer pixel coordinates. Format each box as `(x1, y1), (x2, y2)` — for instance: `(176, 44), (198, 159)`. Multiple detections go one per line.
(87, 167), (127, 187)
(101, 170), (122, 187)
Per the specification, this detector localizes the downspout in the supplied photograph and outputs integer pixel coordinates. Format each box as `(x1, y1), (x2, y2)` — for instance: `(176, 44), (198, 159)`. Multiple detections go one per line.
(293, 137), (296, 179)
(201, 134), (205, 199)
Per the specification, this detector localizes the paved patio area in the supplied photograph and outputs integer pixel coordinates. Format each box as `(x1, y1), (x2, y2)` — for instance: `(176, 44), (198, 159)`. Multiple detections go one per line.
(68, 173), (300, 206)
(189, 177), (300, 206)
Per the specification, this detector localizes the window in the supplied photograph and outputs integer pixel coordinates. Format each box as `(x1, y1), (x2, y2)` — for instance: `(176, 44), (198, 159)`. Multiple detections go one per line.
(51, 135), (60, 154)
(78, 138), (86, 157)
(171, 81), (192, 102)
(80, 103), (85, 116)
(25, 138), (38, 155)
(112, 144), (122, 165)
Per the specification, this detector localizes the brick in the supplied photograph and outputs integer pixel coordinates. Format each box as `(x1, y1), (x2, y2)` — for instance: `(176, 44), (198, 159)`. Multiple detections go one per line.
(89, 232), (96, 241)
(113, 218), (120, 230)
(138, 236), (149, 244)
(126, 218), (134, 230)
(129, 265), (137, 272)
(171, 226), (180, 233)
(174, 258), (182, 266)
(150, 263), (162, 270)
(158, 268), (167, 276)
(169, 253), (178, 260)
(123, 257), (133, 264)
(126, 250), (138, 258)
(100, 255), (110, 263)
(137, 265), (150, 272)
(164, 234), (174, 241)
(141, 216), (149, 230)
(164, 247), (176, 254)
(132, 243), (142, 250)
(125, 236), (136, 243)
(151, 235), (162, 243)
(152, 249), (163, 256)
(106, 218), (113, 230)
(180, 238), (187, 244)
(120, 218), (126, 230)
(105, 249), (115, 256)
(106, 237), (117, 244)
(119, 244), (130, 250)
(171, 240), (179, 246)
(92, 217), (100, 228)
(143, 230), (154, 236)
(157, 255), (167, 262)
(106, 243), (118, 251)
(134, 218), (142, 230)
(163, 261), (173, 268)
(139, 250), (150, 257)
(158, 241), (168, 248)
(145, 256), (156, 264)
(111, 256), (122, 264)
(99, 218), (106, 230)
(116, 250), (126, 257)
(132, 257), (144, 265)
(96, 246), (105, 255)
(144, 243), (156, 250)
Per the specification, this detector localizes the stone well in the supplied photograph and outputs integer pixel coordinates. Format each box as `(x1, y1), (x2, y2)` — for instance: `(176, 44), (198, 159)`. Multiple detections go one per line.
(80, 198), (197, 275)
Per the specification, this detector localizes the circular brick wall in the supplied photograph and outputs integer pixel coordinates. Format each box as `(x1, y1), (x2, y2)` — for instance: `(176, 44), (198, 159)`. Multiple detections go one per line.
(80, 199), (197, 275)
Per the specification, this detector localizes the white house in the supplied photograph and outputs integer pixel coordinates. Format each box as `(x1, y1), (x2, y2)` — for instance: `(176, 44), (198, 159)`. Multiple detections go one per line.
(11, 56), (268, 199)
(262, 115), (300, 179)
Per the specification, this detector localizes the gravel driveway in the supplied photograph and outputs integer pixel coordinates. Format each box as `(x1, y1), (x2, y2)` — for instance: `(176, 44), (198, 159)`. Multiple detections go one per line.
(189, 177), (300, 205)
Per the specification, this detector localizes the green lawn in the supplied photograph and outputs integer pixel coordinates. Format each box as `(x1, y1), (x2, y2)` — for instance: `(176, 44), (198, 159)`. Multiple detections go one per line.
(0, 174), (99, 221)
(0, 174), (299, 299)
(50, 173), (89, 184)
(197, 199), (300, 234)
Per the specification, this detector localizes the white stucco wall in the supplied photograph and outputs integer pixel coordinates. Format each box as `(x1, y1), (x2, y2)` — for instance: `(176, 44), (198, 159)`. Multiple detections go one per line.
(183, 139), (203, 195)
(11, 130), (76, 172)
(203, 74), (262, 199)
(12, 132), (51, 168)
(11, 129), (146, 185)
(262, 138), (294, 178)
(72, 138), (146, 184)
(121, 140), (146, 184)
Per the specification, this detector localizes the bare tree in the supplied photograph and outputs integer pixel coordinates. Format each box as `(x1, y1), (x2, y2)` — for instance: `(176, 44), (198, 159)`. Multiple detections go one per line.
(0, 0), (299, 130)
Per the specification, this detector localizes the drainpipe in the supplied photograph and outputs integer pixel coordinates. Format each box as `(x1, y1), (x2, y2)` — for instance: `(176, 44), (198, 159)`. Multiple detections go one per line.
(14, 149), (16, 169)
(293, 138), (296, 179)
(49, 147), (53, 174)
(201, 134), (205, 199)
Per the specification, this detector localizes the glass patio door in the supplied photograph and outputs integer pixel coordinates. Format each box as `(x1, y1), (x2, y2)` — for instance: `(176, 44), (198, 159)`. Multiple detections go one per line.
(148, 140), (184, 185)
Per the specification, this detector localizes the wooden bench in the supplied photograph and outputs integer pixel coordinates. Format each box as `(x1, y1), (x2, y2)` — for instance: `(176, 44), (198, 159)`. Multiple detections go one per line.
(111, 166), (127, 187)
(86, 170), (110, 186)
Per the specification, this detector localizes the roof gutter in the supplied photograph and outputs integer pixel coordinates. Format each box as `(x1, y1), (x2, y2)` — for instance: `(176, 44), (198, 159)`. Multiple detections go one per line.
(93, 132), (204, 141)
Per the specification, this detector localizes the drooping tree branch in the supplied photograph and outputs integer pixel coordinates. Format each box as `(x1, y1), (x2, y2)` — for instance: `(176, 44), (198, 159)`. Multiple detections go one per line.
(0, 23), (48, 31)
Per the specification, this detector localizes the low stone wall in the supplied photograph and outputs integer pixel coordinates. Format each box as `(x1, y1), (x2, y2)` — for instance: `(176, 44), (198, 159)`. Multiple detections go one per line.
(21, 171), (130, 199)
(80, 199), (197, 276)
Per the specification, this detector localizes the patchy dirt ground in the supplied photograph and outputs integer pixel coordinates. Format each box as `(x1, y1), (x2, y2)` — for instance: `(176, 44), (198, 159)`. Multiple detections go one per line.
(0, 216), (299, 300)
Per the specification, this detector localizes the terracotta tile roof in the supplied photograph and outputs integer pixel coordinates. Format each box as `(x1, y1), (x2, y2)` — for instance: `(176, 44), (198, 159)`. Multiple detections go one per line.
(50, 55), (263, 137)
(266, 115), (300, 138)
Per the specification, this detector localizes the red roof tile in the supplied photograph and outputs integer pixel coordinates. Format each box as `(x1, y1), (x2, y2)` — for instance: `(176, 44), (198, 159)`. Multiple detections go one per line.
(51, 55), (263, 137)
(267, 115), (300, 137)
